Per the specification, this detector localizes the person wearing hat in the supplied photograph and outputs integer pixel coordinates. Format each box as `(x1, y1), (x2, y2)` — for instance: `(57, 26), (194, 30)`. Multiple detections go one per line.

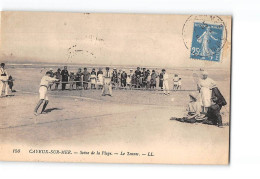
(0, 63), (9, 97)
(162, 69), (170, 95)
(102, 67), (112, 96)
(198, 71), (216, 113)
(54, 68), (61, 90)
(34, 71), (60, 116)
(61, 66), (69, 90)
(170, 92), (202, 123)
(121, 69), (127, 88)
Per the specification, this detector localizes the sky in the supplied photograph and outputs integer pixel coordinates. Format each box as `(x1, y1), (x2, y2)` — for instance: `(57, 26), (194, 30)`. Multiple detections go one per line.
(1, 11), (231, 68)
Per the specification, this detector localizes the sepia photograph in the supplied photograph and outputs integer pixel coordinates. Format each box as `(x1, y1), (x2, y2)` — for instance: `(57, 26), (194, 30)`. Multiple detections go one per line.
(0, 11), (231, 164)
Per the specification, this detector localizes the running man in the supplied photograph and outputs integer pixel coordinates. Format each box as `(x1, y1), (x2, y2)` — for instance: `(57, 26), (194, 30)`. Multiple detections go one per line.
(34, 71), (60, 116)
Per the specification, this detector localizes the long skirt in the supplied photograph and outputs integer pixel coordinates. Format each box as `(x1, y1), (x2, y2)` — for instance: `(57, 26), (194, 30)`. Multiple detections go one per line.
(200, 87), (212, 107)
(159, 80), (163, 88)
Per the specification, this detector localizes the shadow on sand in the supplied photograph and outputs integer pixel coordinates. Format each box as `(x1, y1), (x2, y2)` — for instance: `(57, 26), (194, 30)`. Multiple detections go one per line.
(44, 108), (62, 114)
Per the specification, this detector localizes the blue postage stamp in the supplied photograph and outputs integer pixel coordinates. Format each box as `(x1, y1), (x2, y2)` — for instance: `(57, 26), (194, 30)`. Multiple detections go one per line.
(190, 22), (224, 62)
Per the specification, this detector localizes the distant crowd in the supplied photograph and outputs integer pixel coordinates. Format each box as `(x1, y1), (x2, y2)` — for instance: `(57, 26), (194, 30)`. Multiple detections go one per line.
(48, 66), (182, 91)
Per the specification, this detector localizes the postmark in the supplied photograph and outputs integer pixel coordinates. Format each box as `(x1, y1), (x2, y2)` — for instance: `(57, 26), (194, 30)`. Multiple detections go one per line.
(182, 15), (227, 62)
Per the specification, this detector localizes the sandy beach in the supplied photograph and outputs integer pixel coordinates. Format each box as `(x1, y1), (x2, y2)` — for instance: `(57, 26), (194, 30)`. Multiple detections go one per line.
(0, 65), (230, 164)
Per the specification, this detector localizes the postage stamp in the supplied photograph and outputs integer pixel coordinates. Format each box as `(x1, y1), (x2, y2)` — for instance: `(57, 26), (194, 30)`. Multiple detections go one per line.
(190, 22), (224, 62)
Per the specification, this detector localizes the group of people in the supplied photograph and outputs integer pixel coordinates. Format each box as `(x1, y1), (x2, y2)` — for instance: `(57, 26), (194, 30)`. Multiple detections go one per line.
(1, 62), (228, 127)
(171, 71), (227, 128)
(47, 66), (182, 95)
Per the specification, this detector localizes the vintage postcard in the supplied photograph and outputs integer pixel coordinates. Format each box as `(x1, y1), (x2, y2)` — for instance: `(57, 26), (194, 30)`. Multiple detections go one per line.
(0, 11), (231, 164)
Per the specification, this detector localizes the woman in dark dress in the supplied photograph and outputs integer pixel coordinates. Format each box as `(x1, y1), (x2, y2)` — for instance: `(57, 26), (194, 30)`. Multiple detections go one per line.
(159, 70), (164, 90)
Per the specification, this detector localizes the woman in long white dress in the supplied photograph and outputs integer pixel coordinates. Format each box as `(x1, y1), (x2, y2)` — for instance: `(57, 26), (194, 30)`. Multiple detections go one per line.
(198, 71), (216, 112)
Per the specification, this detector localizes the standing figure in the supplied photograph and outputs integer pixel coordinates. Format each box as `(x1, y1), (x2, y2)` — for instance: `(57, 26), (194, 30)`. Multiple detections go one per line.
(131, 73), (137, 89)
(34, 71), (59, 116)
(75, 68), (82, 90)
(126, 74), (131, 89)
(102, 67), (112, 96)
(129, 69), (134, 88)
(150, 70), (157, 90)
(121, 69), (127, 88)
(135, 67), (141, 88)
(90, 68), (97, 89)
(146, 70), (151, 89)
(162, 69), (170, 95)
(117, 69), (122, 87)
(0, 63), (9, 97)
(159, 70), (164, 90)
(111, 68), (118, 88)
(197, 71), (216, 113)
(96, 68), (104, 89)
(82, 68), (90, 90)
(69, 72), (75, 90)
(140, 68), (146, 88)
(173, 74), (179, 91)
(54, 68), (61, 90)
(178, 78), (182, 90)
(61, 66), (69, 90)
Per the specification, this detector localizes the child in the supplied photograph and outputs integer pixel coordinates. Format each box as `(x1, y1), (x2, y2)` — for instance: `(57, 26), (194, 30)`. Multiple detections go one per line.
(173, 74), (179, 91)
(170, 92), (202, 123)
(8, 75), (15, 92)
(69, 72), (75, 90)
(177, 77), (182, 90)
(34, 71), (59, 116)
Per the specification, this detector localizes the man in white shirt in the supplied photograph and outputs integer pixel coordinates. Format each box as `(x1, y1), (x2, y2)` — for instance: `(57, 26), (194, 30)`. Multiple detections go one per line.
(102, 67), (112, 96)
(34, 71), (59, 116)
(0, 63), (9, 97)
(162, 69), (170, 95)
